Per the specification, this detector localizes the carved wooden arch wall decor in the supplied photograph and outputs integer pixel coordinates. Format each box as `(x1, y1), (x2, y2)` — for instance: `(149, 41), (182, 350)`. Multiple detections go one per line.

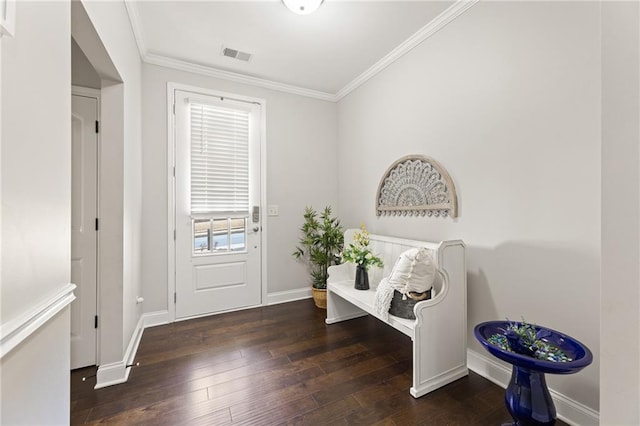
(376, 155), (458, 218)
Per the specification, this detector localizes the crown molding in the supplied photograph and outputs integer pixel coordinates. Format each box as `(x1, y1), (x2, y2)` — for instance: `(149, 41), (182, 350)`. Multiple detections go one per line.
(124, 0), (477, 103)
(124, 0), (335, 100)
(124, 1), (147, 58)
(144, 53), (337, 102)
(334, 0), (479, 101)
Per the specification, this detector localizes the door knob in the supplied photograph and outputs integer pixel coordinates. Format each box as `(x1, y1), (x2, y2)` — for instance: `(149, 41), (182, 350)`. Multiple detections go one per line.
(252, 226), (260, 232)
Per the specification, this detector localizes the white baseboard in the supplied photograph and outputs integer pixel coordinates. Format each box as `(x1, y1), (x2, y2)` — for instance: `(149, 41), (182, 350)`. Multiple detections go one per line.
(94, 360), (128, 389)
(467, 347), (511, 387)
(266, 288), (312, 305)
(326, 312), (368, 324)
(467, 349), (599, 426)
(410, 365), (469, 398)
(95, 296), (309, 387)
(95, 314), (145, 389)
(141, 293), (309, 326)
(141, 310), (170, 328)
(124, 316), (144, 368)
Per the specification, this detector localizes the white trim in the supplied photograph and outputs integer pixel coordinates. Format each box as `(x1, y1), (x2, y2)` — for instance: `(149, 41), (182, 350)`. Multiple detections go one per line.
(173, 303), (262, 323)
(467, 347), (512, 387)
(167, 83), (176, 322)
(94, 360), (127, 389)
(95, 314), (144, 389)
(124, 317), (144, 372)
(124, 1), (476, 102)
(167, 82), (268, 323)
(146, 54), (335, 102)
(141, 310), (170, 328)
(72, 86), (100, 99)
(259, 95), (269, 308)
(410, 365), (469, 398)
(0, 0), (15, 37)
(123, 1), (146, 59)
(266, 288), (312, 306)
(0, 283), (76, 358)
(335, 0), (479, 101)
(467, 349), (599, 426)
(552, 390), (600, 426)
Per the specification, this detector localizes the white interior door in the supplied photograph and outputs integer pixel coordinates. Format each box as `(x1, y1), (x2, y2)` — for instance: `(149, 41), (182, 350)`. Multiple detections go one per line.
(70, 91), (98, 369)
(174, 89), (262, 319)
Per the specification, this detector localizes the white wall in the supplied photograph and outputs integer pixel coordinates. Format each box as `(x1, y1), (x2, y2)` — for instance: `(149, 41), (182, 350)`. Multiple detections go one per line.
(141, 63), (338, 313)
(0, 5), (3, 339)
(1, 310), (71, 425)
(72, 38), (101, 89)
(0, 1), (72, 424)
(337, 1), (600, 413)
(79, 0), (143, 363)
(1, 2), (72, 325)
(600, 1), (640, 424)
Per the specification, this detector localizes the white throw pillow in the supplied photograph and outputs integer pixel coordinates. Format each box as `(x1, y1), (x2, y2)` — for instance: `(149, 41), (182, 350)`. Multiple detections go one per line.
(387, 247), (436, 295)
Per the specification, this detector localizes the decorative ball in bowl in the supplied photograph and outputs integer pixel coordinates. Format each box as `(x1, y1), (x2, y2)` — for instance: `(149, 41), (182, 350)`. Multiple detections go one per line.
(474, 320), (593, 426)
(474, 321), (593, 374)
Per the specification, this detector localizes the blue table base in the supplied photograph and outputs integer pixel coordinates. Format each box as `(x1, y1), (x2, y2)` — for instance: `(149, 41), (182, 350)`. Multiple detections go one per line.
(504, 366), (556, 426)
(474, 321), (592, 426)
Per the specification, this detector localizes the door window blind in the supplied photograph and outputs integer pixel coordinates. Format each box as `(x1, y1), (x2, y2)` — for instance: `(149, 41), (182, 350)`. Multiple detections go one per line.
(190, 101), (250, 216)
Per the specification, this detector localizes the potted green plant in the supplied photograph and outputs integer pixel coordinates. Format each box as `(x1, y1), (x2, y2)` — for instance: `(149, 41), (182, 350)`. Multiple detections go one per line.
(293, 206), (344, 308)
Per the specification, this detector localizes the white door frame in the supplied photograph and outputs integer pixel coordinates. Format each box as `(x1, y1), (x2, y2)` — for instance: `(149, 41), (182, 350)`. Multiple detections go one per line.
(166, 82), (268, 322)
(71, 85), (101, 366)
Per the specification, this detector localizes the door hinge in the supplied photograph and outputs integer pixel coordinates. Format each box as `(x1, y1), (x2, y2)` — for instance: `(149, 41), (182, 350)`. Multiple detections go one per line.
(94, 315), (98, 329)
(174, 292), (177, 304)
(95, 120), (100, 133)
(172, 103), (176, 115)
(174, 229), (176, 241)
(95, 218), (99, 231)
(173, 166), (176, 177)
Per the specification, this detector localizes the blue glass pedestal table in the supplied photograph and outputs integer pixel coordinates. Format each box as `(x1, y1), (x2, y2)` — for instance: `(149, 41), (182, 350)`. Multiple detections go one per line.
(474, 321), (592, 426)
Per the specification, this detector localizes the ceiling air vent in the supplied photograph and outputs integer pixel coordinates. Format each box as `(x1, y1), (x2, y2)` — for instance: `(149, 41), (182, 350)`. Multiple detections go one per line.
(222, 47), (252, 62)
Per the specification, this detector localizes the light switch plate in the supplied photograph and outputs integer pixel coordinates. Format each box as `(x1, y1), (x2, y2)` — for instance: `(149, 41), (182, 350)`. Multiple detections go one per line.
(267, 205), (279, 216)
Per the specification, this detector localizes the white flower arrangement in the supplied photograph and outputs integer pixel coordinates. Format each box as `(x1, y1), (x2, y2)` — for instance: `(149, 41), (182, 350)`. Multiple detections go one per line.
(341, 224), (383, 271)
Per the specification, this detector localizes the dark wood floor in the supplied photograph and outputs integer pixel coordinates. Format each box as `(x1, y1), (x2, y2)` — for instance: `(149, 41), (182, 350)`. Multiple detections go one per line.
(71, 299), (568, 425)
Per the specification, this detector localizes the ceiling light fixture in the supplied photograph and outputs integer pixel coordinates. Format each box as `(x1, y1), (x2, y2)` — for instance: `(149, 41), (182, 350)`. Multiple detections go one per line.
(282, 0), (324, 15)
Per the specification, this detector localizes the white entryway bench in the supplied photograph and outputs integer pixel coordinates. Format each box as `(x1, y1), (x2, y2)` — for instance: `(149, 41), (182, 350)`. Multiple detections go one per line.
(326, 229), (468, 398)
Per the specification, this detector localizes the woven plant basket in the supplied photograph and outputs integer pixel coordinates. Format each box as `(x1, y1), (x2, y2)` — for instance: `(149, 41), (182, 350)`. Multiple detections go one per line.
(312, 287), (327, 309)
